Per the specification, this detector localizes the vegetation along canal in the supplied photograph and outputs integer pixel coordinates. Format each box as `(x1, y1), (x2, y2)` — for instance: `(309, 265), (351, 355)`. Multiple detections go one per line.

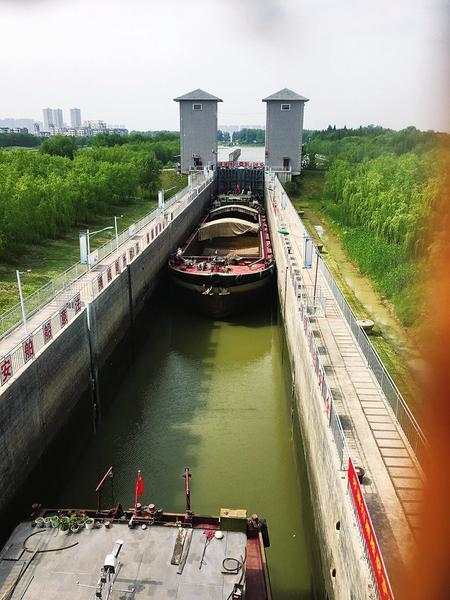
(58, 287), (317, 599)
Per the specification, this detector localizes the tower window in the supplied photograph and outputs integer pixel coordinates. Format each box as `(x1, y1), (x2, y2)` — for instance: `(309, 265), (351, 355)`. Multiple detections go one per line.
(193, 103), (203, 111)
(281, 104), (291, 111)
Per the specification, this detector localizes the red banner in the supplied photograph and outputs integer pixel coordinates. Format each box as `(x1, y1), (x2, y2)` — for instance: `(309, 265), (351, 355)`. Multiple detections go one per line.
(23, 337), (35, 363)
(348, 458), (394, 600)
(74, 293), (81, 313)
(134, 470), (144, 510)
(60, 306), (68, 327)
(0, 355), (13, 385)
(43, 320), (52, 343)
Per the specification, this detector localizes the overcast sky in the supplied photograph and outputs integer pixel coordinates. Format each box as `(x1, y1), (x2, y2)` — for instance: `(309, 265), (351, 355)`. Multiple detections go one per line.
(1, 0), (448, 131)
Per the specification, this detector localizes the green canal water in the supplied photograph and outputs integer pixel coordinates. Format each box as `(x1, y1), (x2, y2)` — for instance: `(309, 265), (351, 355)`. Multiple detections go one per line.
(59, 291), (316, 599)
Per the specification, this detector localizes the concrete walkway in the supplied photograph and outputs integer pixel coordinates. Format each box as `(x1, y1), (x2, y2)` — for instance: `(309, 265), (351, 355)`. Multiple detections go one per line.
(267, 177), (423, 587)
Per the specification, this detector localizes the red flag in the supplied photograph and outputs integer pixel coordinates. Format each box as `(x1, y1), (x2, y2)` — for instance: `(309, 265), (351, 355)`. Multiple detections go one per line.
(135, 470), (144, 507)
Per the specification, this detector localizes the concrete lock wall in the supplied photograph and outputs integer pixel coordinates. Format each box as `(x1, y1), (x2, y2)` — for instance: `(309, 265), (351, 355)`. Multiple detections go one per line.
(0, 313), (91, 512)
(266, 187), (374, 599)
(0, 183), (213, 521)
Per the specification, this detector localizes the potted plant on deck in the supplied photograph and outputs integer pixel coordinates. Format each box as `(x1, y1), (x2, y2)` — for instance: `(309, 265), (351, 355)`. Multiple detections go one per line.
(50, 516), (60, 528)
(59, 516), (70, 533)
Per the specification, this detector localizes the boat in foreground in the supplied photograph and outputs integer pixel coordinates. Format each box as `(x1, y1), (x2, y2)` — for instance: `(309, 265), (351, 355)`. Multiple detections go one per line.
(0, 467), (272, 599)
(169, 193), (275, 318)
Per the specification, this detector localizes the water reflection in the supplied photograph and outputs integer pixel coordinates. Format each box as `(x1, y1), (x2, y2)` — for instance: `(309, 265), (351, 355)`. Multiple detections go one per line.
(59, 291), (314, 599)
(218, 145), (265, 162)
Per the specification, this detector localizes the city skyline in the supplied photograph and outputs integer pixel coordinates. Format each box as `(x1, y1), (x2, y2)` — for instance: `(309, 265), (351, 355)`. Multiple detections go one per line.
(42, 106), (82, 130)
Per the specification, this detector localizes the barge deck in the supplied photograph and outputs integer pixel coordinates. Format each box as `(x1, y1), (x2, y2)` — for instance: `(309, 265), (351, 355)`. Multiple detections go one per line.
(0, 521), (264, 600)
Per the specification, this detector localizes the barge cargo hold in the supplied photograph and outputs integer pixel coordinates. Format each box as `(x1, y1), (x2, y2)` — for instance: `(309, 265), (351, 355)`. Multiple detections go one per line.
(0, 469), (272, 599)
(169, 194), (275, 318)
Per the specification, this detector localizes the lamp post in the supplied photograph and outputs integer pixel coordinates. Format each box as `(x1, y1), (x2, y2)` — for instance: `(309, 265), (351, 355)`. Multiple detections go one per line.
(278, 227), (320, 304)
(16, 269), (31, 334)
(86, 226), (114, 271)
(114, 215), (124, 251)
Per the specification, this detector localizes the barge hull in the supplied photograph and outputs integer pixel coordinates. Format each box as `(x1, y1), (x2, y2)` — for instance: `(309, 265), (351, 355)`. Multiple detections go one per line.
(171, 271), (274, 318)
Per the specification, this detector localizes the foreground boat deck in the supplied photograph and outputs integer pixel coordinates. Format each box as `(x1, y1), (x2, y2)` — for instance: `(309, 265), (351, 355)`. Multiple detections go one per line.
(0, 522), (253, 599)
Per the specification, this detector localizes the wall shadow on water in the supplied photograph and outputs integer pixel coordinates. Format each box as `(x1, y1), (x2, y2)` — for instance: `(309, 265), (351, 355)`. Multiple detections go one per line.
(57, 280), (224, 512)
(4, 276), (320, 599)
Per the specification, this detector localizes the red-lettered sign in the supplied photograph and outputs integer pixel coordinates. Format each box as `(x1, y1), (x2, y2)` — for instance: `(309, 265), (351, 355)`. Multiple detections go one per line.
(60, 306), (68, 327)
(43, 320), (52, 343)
(0, 355), (13, 385)
(23, 337), (35, 362)
(348, 458), (394, 600)
(74, 293), (82, 313)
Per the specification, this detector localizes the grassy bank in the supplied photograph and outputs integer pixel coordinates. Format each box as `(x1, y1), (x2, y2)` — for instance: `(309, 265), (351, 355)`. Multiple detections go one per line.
(0, 170), (186, 315)
(288, 170), (423, 413)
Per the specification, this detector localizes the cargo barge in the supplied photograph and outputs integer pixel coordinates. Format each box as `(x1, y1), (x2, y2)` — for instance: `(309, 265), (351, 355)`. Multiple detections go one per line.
(169, 193), (275, 318)
(0, 468), (272, 599)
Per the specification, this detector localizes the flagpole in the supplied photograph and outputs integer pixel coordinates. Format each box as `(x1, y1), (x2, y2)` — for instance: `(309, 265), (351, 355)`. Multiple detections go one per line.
(134, 469), (140, 512)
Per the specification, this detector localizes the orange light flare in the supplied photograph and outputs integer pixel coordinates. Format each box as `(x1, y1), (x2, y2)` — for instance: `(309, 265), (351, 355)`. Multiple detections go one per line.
(399, 145), (450, 599)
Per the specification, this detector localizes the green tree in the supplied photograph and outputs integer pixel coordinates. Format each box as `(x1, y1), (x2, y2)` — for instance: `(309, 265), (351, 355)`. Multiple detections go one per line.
(91, 133), (127, 147)
(41, 135), (78, 159)
(0, 140), (163, 258)
(0, 132), (41, 148)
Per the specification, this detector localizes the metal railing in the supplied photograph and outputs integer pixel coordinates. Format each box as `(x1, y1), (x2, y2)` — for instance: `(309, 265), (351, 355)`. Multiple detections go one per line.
(218, 161), (265, 170)
(0, 262), (88, 340)
(269, 174), (393, 597)
(275, 205), (350, 470)
(266, 165), (292, 172)
(0, 171), (214, 386)
(319, 259), (428, 461)
(0, 172), (212, 341)
(0, 289), (86, 387)
(269, 172), (427, 465)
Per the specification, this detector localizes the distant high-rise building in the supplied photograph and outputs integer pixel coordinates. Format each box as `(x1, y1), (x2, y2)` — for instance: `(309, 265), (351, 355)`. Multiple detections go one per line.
(53, 108), (64, 129)
(43, 108), (54, 130)
(70, 108), (81, 128)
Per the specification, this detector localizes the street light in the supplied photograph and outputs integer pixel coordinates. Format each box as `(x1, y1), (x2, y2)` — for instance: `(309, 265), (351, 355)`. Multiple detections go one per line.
(278, 227), (320, 304)
(114, 215), (124, 251)
(16, 269), (31, 334)
(86, 226), (114, 270)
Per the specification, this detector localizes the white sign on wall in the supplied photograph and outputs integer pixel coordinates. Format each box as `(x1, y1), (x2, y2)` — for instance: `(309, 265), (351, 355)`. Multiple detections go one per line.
(89, 250), (99, 266)
(79, 232), (88, 264)
(304, 237), (313, 268)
